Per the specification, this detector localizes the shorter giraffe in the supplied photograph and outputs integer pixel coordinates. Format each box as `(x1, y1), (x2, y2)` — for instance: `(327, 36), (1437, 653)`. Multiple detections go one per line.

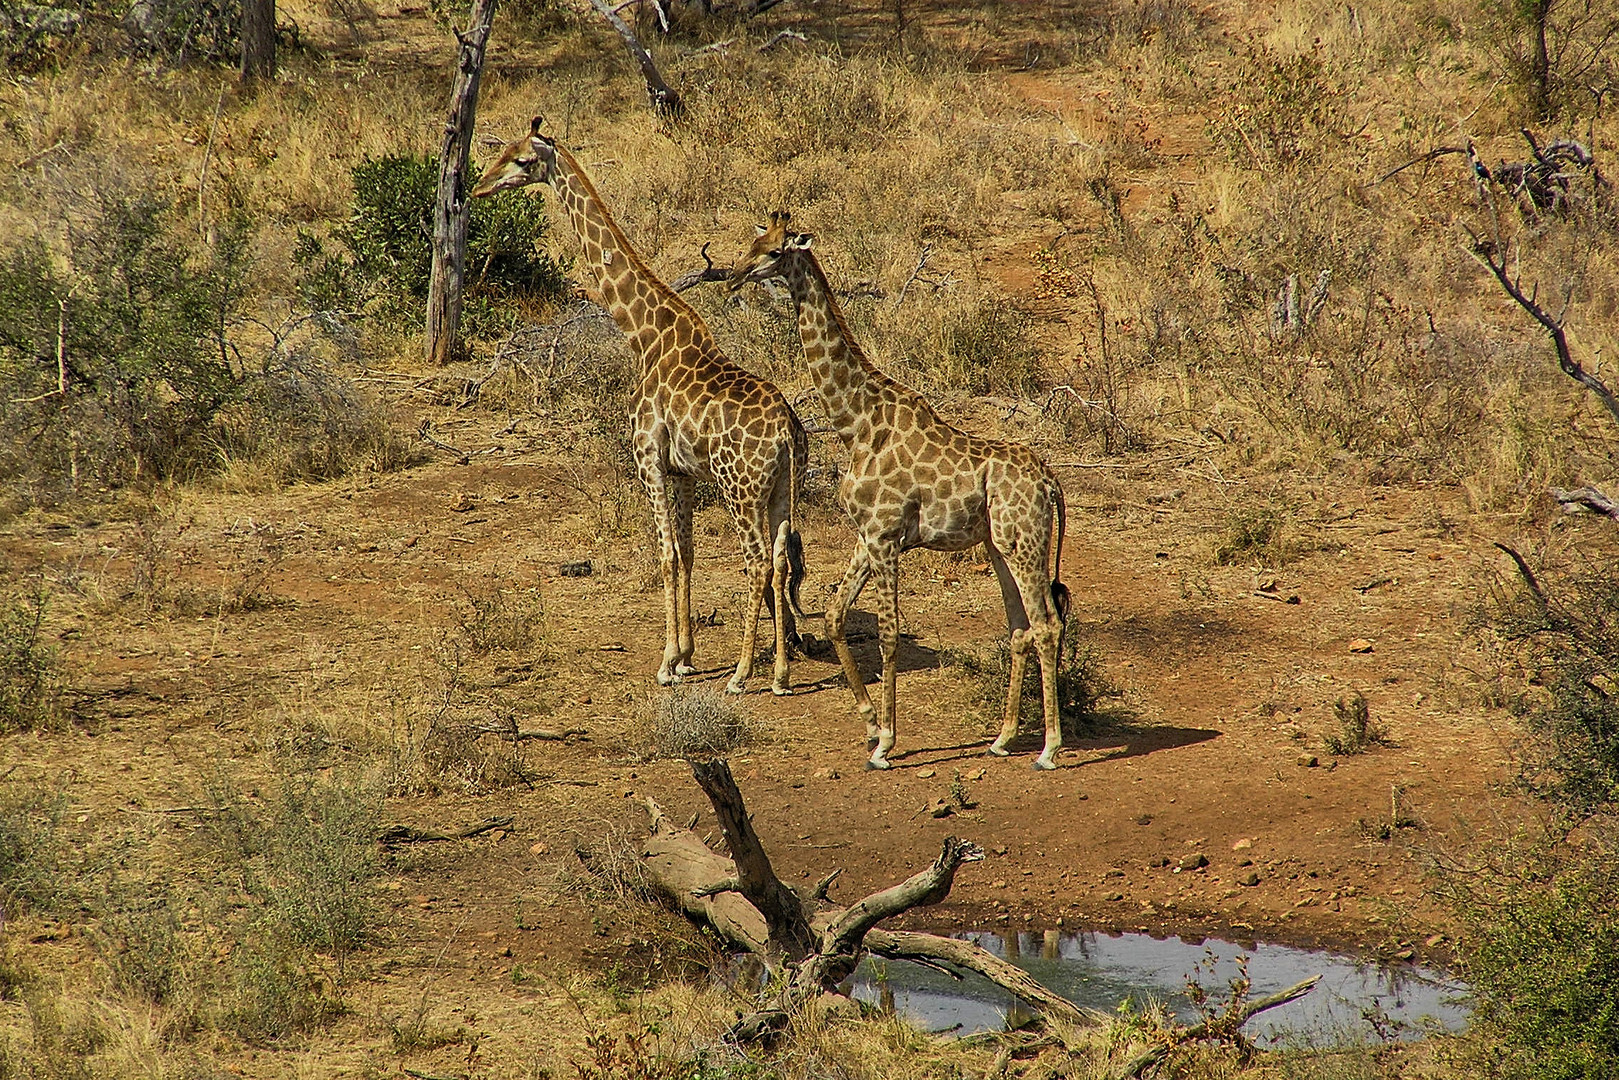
(730, 212), (1071, 769)
(472, 120), (807, 695)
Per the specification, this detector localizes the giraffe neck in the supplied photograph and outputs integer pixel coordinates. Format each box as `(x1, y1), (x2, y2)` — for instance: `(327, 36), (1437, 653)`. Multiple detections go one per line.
(547, 146), (711, 368)
(781, 250), (882, 443)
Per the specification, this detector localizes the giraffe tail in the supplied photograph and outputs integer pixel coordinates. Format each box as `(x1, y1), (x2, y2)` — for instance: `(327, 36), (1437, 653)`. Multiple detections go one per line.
(1049, 476), (1070, 625)
(785, 426), (808, 629)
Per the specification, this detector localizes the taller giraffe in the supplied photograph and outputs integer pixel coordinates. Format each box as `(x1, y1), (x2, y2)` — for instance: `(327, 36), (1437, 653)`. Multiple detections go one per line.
(729, 212), (1071, 769)
(472, 120), (807, 695)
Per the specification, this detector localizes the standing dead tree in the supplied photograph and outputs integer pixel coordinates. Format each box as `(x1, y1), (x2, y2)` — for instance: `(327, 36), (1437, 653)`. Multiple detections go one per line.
(425, 0), (499, 365)
(586, 0), (683, 119)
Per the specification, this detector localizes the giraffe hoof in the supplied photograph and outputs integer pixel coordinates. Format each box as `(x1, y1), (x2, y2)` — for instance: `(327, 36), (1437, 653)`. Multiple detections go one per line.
(865, 758), (892, 771)
(675, 663), (697, 678)
(771, 684), (792, 697)
(1031, 758), (1058, 772)
(725, 679), (746, 695)
(656, 672), (682, 687)
(986, 744), (1011, 758)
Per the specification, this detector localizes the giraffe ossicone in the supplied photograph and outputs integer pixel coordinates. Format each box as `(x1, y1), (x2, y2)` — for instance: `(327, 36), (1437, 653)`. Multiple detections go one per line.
(473, 121), (809, 696)
(729, 211), (1072, 769)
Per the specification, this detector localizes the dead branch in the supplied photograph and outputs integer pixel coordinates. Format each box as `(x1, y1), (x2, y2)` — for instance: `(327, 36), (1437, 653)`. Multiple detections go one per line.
(1374, 145), (1470, 185)
(758, 27), (806, 49)
(896, 242), (950, 304)
(586, 0), (683, 118)
(1465, 230), (1619, 429)
(468, 722), (589, 741)
(378, 814), (514, 846)
(864, 929), (1097, 1031)
(689, 758), (817, 961)
(1112, 976), (1320, 1079)
(418, 419), (471, 464)
(821, 836), (982, 954)
(668, 242), (730, 292)
(1551, 486), (1619, 522)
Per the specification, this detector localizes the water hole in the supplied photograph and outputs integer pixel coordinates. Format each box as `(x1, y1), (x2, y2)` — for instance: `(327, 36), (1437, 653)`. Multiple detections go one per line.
(849, 930), (1468, 1047)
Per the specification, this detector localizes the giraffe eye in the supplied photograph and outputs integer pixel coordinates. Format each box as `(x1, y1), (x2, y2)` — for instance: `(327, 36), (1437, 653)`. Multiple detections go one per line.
(516, 156), (537, 168)
(768, 249), (784, 258)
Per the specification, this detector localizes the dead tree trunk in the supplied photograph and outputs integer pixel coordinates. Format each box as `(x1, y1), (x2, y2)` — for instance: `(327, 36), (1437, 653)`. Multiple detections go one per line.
(586, 0), (683, 119)
(631, 761), (1104, 1046)
(425, 0), (499, 366)
(239, 0), (276, 83)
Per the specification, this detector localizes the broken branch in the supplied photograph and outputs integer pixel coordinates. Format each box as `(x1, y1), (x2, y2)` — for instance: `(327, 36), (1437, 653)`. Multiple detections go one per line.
(1113, 976), (1320, 1079)
(378, 814), (514, 846)
(586, 0), (683, 118)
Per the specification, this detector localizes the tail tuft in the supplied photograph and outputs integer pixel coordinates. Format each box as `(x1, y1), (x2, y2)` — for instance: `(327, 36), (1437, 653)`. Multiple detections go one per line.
(1051, 580), (1071, 623)
(786, 529), (808, 624)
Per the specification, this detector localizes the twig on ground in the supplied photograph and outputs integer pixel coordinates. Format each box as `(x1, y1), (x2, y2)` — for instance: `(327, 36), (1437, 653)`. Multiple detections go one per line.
(418, 419), (470, 463)
(378, 814), (515, 846)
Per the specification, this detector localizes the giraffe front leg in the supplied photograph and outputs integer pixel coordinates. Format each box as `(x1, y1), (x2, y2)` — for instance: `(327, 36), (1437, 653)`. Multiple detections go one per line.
(640, 470), (684, 687)
(866, 544), (901, 771)
(670, 476), (697, 677)
(826, 547), (876, 750)
(726, 527), (770, 695)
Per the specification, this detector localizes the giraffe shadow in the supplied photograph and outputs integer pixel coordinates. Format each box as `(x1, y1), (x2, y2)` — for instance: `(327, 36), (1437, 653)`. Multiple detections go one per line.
(884, 723), (1221, 771)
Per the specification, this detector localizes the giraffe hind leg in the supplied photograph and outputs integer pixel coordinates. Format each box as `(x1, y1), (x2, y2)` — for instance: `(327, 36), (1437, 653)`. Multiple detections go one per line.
(725, 520), (772, 695)
(986, 546), (1032, 757)
(671, 475), (697, 678)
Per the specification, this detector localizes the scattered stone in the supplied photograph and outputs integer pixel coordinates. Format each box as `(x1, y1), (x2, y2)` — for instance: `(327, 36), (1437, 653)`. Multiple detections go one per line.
(965, 767), (987, 781)
(917, 768), (936, 779)
(1348, 638), (1374, 653)
(600, 642), (626, 652)
(1105, 869), (1125, 878)
(451, 493), (479, 512)
(1298, 755), (1319, 768)
(1134, 814), (1154, 826)
(1146, 488), (1185, 504)
(1104, 891), (1124, 902)
(993, 845), (1008, 856)
(927, 798), (953, 819)
(1238, 858), (1254, 867)
(1425, 934), (1447, 948)
(1178, 853), (1209, 871)
(1231, 837), (1253, 851)
(1148, 856), (1170, 868)
(812, 767), (840, 781)
(1256, 576), (1278, 592)
(528, 842), (548, 855)
(1238, 871), (1261, 887)
(558, 559), (593, 577)
(1395, 948), (1415, 961)
(993, 880), (1008, 889)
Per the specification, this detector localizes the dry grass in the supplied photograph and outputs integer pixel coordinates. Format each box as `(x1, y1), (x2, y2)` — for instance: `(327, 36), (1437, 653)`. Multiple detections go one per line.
(1, 0), (1616, 1075)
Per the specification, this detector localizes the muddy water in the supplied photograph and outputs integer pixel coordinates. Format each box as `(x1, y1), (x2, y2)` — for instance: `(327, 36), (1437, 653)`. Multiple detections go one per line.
(850, 930), (1468, 1045)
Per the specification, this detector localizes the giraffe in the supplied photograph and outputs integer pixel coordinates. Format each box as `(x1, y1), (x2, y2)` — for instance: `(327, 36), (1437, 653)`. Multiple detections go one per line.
(472, 119), (808, 696)
(729, 212), (1071, 769)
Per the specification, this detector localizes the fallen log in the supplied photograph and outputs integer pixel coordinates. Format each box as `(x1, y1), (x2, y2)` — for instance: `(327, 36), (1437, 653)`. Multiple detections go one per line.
(378, 814), (514, 846)
(623, 760), (1104, 1043)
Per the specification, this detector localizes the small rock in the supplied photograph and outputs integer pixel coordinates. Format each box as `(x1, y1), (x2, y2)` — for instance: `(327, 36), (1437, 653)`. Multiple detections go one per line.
(1348, 638), (1374, 653)
(1256, 576), (1278, 592)
(1238, 871), (1261, 887)
(1231, 837), (1253, 851)
(600, 642), (627, 652)
(451, 493), (479, 512)
(812, 767), (840, 781)
(965, 767), (987, 781)
(1425, 933), (1447, 948)
(1134, 814), (1153, 826)
(528, 842), (548, 855)
(917, 768), (936, 779)
(1395, 948), (1415, 961)
(1178, 853), (1209, 871)
(993, 845), (1009, 856)
(1104, 891), (1124, 902)
(1238, 858), (1254, 867)
(1147, 856), (1170, 868)
(558, 559), (593, 577)
(1298, 755), (1319, 768)
(993, 879), (1008, 889)
(927, 799), (953, 819)
(490, 830), (507, 843)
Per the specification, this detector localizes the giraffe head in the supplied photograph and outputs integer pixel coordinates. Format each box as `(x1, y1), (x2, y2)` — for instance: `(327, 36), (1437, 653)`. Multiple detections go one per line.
(471, 116), (557, 198)
(727, 210), (808, 291)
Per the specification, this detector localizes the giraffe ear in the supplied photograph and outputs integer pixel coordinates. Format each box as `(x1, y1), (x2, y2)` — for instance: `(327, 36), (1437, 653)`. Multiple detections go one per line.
(528, 116), (544, 136)
(770, 210), (791, 225)
(754, 223), (769, 237)
(789, 232), (814, 249)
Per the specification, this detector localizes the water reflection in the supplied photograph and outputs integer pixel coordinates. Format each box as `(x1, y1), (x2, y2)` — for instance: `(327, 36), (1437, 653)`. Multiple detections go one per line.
(850, 930), (1468, 1046)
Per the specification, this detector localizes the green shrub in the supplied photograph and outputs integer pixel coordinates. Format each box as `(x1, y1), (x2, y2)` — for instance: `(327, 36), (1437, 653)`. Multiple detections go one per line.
(0, 193), (252, 495)
(0, 785), (69, 915)
(0, 586), (63, 733)
(295, 154), (570, 336)
(1322, 692), (1390, 756)
(1464, 857), (1619, 1080)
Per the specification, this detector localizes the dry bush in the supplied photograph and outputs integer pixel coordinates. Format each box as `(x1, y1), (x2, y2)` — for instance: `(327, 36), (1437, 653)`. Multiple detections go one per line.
(635, 687), (751, 761)
(0, 584), (65, 733)
(1322, 691), (1391, 755)
(454, 574), (547, 654)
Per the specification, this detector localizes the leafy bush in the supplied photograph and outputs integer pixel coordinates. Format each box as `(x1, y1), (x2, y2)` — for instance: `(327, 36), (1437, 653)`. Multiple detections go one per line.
(0, 586), (63, 733)
(0, 192), (251, 496)
(1323, 692), (1390, 755)
(0, 785), (69, 915)
(295, 154), (570, 336)
(945, 631), (1119, 739)
(1462, 856), (1619, 1080)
